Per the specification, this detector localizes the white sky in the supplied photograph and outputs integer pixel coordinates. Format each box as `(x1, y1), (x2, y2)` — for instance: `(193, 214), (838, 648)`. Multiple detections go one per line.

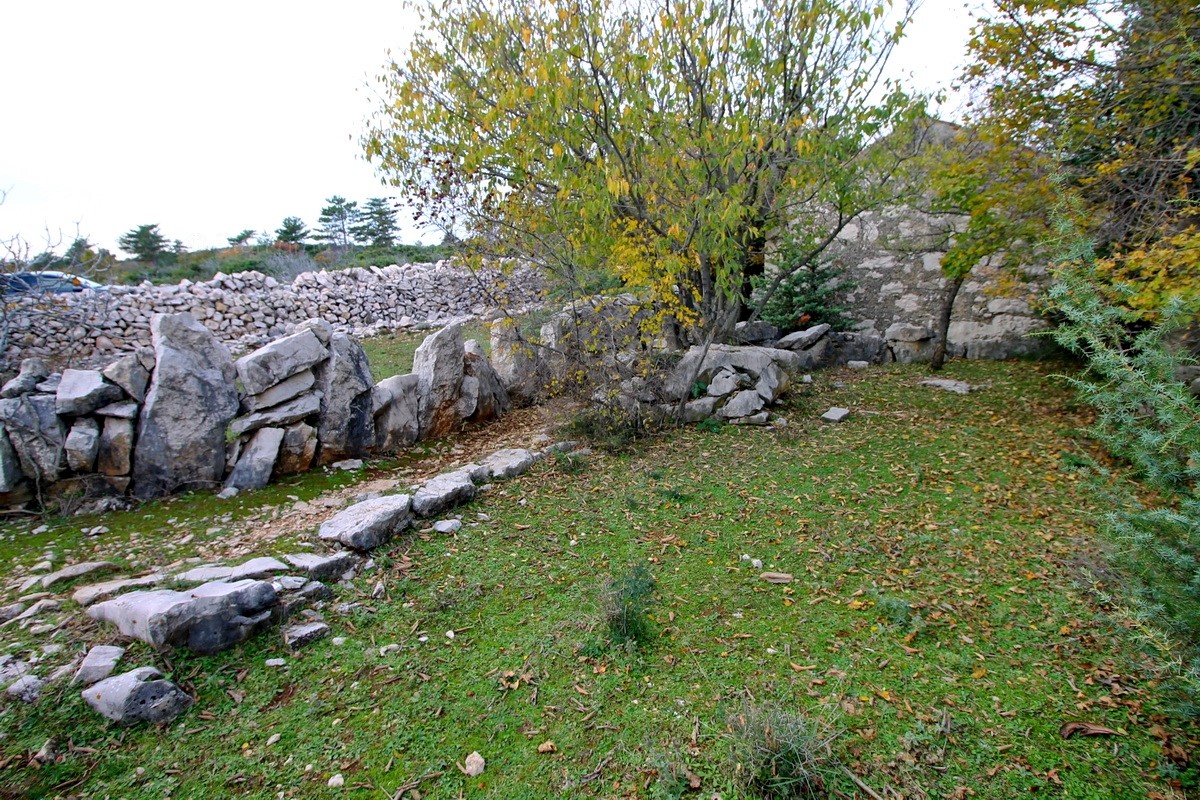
(0, 0), (981, 258)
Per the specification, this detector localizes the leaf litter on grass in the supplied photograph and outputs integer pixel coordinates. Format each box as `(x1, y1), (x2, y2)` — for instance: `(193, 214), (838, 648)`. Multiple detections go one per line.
(1, 360), (1196, 799)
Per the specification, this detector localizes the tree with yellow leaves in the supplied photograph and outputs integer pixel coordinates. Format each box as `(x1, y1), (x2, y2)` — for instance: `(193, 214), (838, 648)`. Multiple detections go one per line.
(363, 0), (927, 343)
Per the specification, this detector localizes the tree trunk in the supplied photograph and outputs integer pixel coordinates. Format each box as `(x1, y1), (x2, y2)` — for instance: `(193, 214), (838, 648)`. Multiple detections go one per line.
(930, 274), (965, 372)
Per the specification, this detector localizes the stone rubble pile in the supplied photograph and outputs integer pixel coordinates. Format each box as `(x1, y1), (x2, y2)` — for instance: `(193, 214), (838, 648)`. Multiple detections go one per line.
(2, 261), (545, 367)
(0, 438), (567, 726)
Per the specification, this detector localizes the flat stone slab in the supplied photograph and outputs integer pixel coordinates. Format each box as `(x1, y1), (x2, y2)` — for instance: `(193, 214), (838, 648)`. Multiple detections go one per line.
(479, 448), (536, 480)
(283, 551), (358, 581)
(318, 495), (413, 551)
(776, 323), (831, 351)
(73, 574), (165, 607)
(821, 407), (851, 423)
(81, 667), (192, 725)
(175, 557), (289, 584)
(173, 565), (233, 584)
(412, 471), (476, 518)
(72, 645), (125, 687)
(7, 675), (43, 704)
(284, 621), (330, 650)
(920, 378), (973, 395)
(87, 579), (277, 653)
(846, 360), (870, 369)
(38, 561), (116, 590)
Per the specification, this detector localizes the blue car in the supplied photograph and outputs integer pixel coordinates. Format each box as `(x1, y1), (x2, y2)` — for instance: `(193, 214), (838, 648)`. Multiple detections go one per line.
(1, 271), (105, 295)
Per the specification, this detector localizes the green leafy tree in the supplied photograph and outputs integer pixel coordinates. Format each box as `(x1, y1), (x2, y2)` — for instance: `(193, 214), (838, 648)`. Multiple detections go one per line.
(118, 224), (169, 262)
(275, 216), (310, 245)
(364, 0), (925, 342)
(227, 229), (256, 247)
(352, 197), (399, 248)
(315, 196), (360, 248)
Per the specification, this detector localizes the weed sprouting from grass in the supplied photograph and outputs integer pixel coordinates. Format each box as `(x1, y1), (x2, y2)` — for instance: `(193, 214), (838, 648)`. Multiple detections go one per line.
(874, 594), (918, 630)
(646, 749), (697, 800)
(552, 451), (589, 475)
(696, 416), (725, 434)
(655, 487), (692, 503)
(727, 703), (839, 799)
(564, 404), (671, 453)
(603, 563), (656, 648)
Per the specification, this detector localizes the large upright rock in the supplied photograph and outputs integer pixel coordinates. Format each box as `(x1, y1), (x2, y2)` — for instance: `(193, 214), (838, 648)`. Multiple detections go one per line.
(225, 427), (285, 491)
(461, 352), (511, 422)
(373, 374), (420, 453)
(275, 422), (317, 475)
(234, 329), (327, 396)
(315, 333), (375, 464)
(97, 417), (134, 476)
(133, 314), (239, 499)
(0, 426), (21, 492)
(65, 418), (101, 472)
(489, 318), (542, 405)
(0, 395), (64, 483)
(413, 323), (465, 439)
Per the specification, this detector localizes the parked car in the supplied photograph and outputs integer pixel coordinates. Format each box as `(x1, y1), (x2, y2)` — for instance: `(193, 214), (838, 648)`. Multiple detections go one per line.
(1, 271), (105, 295)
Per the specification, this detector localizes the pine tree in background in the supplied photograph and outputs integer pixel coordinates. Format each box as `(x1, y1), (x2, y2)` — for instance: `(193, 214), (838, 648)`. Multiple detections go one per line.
(227, 229), (256, 247)
(353, 197), (399, 248)
(117, 224), (169, 262)
(275, 217), (310, 245)
(315, 196), (360, 248)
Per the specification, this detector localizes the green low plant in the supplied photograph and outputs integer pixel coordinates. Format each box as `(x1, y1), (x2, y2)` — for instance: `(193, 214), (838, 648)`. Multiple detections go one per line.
(602, 562), (656, 648)
(727, 703), (839, 799)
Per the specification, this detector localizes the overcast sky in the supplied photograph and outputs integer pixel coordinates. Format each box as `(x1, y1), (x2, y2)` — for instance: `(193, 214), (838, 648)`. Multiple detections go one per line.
(0, 0), (980, 258)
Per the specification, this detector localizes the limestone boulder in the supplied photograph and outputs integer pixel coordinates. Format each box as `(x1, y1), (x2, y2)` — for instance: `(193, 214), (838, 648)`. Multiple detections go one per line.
(775, 323), (831, 352)
(229, 392), (321, 437)
(733, 320), (780, 345)
(319, 494), (413, 551)
(0, 358), (49, 399)
(462, 352), (510, 422)
(97, 417), (134, 477)
(65, 418), (101, 472)
(412, 470), (475, 517)
(102, 354), (151, 402)
(315, 333), (375, 464)
(81, 667), (192, 725)
(72, 645), (126, 687)
(0, 395), (64, 483)
(413, 324), (465, 438)
(56, 369), (123, 416)
(133, 314), (239, 498)
(275, 422), (317, 475)
(87, 579), (277, 654)
(717, 390), (766, 419)
(225, 427), (285, 491)
(489, 318), (542, 405)
(373, 374), (420, 453)
(665, 345), (804, 401)
(235, 329), (327, 396)
(242, 369), (315, 414)
(479, 448), (536, 480)
(0, 426), (21, 492)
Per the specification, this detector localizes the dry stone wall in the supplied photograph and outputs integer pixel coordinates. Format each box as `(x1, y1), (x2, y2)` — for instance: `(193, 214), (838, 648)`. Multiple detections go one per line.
(0, 314), (510, 510)
(2, 261), (544, 369)
(826, 206), (1049, 362)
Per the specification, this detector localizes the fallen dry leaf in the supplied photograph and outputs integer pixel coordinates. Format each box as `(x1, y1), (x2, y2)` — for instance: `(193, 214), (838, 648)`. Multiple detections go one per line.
(1059, 722), (1123, 739)
(537, 740), (556, 754)
(760, 572), (793, 584)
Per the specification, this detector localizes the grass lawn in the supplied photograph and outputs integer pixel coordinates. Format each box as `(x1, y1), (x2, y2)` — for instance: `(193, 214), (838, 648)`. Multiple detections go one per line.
(1, 359), (1196, 799)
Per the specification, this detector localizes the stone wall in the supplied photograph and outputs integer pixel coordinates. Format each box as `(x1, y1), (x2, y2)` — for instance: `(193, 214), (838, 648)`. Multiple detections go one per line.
(0, 314), (509, 510)
(1, 261), (544, 370)
(827, 206), (1048, 362)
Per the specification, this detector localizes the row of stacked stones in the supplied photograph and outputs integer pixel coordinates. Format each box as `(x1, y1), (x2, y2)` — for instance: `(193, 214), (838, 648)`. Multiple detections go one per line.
(0, 312), (511, 509)
(2, 261), (544, 368)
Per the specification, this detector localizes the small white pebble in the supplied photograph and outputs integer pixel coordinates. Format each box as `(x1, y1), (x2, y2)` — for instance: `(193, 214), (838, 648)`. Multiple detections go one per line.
(766, 648), (778, 655)
(328, 773), (344, 788)
(751, 559), (764, 569)
(265, 658), (287, 667)
(418, 635), (429, 643)
(446, 630), (455, 640)
(740, 554), (750, 561)
(569, 539), (578, 546)
(331, 637), (347, 646)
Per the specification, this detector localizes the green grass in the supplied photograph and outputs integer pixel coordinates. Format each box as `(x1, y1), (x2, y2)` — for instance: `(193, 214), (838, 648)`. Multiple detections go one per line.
(361, 324), (491, 380)
(2, 360), (1196, 799)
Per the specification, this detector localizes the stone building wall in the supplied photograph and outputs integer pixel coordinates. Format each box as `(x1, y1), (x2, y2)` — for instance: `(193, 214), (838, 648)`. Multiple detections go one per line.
(827, 206), (1049, 362)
